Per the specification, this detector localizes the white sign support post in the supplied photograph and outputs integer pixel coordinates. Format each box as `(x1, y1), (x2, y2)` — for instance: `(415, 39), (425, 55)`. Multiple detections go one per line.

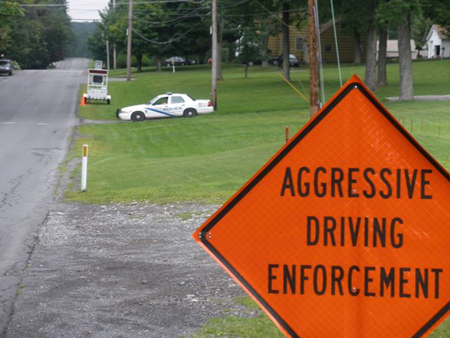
(81, 144), (88, 192)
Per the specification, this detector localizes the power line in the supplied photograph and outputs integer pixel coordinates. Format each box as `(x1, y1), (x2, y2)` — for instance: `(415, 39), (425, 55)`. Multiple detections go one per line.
(20, 0), (205, 7)
(218, 0), (251, 9)
(132, 6), (204, 25)
(132, 16), (205, 44)
(220, 7), (307, 18)
(253, 0), (289, 28)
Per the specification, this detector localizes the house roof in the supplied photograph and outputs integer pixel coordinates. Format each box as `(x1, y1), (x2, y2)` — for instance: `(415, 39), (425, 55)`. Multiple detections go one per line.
(393, 39), (415, 51)
(426, 25), (449, 41)
(377, 40), (416, 52)
(320, 20), (336, 34)
(319, 19), (346, 34)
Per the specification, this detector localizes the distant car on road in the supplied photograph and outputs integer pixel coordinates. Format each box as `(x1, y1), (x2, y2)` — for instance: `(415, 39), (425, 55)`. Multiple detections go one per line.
(0, 59), (13, 76)
(269, 54), (300, 67)
(165, 57), (195, 67)
(116, 93), (214, 122)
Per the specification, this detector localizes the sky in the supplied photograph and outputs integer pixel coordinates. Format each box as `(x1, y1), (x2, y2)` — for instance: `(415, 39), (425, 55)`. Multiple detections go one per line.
(67, 0), (110, 21)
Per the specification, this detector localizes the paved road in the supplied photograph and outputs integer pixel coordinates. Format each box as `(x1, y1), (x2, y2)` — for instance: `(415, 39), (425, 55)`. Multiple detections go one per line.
(0, 58), (87, 336)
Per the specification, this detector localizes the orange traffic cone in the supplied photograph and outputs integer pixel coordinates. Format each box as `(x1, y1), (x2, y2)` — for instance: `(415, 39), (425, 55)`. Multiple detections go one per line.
(80, 93), (86, 107)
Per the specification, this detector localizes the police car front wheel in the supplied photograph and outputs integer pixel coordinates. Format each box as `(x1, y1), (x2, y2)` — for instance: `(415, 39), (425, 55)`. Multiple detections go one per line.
(131, 111), (145, 122)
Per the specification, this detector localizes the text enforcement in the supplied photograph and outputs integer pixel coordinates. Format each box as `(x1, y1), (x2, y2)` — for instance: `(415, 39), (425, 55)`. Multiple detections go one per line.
(268, 264), (442, 299)
(280, 167), (433, 199)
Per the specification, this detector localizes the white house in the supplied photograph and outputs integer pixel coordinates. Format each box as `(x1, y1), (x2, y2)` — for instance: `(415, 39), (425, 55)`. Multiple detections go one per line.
(425, 25), (450, 58)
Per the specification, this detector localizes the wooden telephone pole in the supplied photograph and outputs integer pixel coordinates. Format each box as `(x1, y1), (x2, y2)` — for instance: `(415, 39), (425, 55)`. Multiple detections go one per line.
(106, 39), (110, 70)
(113, 0), (117, 69)
(126, 0), (133, 81)
(308, 0), (320, 117)
(211, 0), (218, 109)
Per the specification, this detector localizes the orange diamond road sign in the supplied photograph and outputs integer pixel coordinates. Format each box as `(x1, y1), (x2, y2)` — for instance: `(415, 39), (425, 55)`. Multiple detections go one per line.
(192, 75), (450, 338)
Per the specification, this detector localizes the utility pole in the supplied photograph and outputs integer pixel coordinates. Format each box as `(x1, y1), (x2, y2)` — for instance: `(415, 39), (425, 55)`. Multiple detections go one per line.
(308, 0), (320, 117)
(211, 0), (217, 109)
(106, 39), (110, 70)
(126, 0), (133, 81)
(113, 0), (117, 69)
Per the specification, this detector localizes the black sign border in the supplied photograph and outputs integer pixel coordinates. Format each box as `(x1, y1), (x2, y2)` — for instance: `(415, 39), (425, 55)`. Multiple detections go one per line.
(200, 81), (450, 338)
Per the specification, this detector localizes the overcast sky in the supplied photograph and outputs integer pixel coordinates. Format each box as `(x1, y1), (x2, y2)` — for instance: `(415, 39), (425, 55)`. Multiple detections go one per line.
(68, 0), (110, 21)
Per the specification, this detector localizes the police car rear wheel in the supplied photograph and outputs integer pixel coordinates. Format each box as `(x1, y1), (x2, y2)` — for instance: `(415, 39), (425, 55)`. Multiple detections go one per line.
(184, 109), (197, 118)
(132, 111), (145, 122)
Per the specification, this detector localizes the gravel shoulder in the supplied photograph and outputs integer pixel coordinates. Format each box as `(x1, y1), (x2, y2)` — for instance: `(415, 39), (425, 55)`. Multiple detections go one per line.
(5, 201), (248, 338)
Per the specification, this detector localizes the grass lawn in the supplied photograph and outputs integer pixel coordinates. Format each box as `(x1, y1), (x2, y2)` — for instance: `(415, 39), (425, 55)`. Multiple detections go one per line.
(190, 297), (284, 338)
(71, 60), (450, 336)
(190, 294), (450, 337)
(67, 109), (307, 203)
(190, 296), (450, 338)
(80, 59), (450, 121)
(71, 59), (450, 204)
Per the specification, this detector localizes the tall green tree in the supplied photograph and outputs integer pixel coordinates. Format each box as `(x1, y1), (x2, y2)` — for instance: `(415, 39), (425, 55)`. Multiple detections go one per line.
(273, 0), (306, 81)
(0, 1), (23, 52)
(377, 24), (388, 87)
(421, 0), (450, 31)
(92, 0), (211, 72)
(378, 0), (420, 100)
(2, 0), (71, 68)
(220, 0), (269, 78)
(340, 0), (380, 90)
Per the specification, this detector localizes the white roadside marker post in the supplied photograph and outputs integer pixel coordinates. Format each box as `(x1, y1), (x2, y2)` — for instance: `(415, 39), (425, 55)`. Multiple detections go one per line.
(81, 144), (88, 192)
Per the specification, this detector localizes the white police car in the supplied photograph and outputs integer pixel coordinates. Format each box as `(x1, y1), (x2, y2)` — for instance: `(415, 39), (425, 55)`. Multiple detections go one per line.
(116, 93), (214, 122)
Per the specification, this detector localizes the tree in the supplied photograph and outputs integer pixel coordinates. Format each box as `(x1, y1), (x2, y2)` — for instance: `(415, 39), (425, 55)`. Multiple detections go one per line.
(2, 0), (70, 68)
(236, 24), (260, 78)
(365, 23), (378, 91)
(378, 0), (419, 100)
(219, 0), (272, 76)
(166, 1), (210, 64)
(0, 1), (23, 52)
(90, 2), (165, 73)
(259, 16), (271, 67)
(43, 2), (72, 63)
(397, 10), (413, 100)
(87, 26), (108, 62)
(340, 0), (379, 90)
(339, 0), (368, 65)
(421, 0), (450, 31)
(281, 2), (291, 80)
(273, 0), (306, 81)
(377, 25), (388, 87)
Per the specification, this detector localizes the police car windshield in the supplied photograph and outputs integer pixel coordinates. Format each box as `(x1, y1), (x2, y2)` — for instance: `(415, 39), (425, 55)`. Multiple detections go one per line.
(149, 96), (158, 104)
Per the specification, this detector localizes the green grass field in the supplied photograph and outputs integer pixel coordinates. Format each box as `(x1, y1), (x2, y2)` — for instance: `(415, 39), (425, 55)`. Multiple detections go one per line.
(81, 59), (450, 121)
(71, 61), (450, 336)
(190, 297), (284, 338)
(71, 59), (450, 204)
(190, 296), (450, 338)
